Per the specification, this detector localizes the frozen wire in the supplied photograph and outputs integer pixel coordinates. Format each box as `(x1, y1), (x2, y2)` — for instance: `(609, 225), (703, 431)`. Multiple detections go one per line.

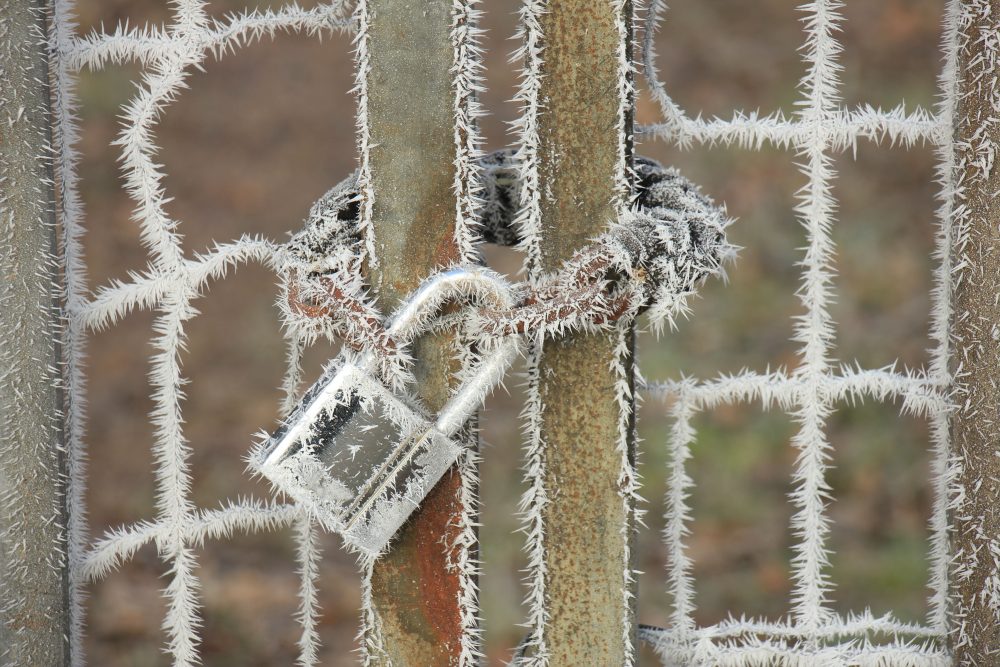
(637, 0), (957, 663)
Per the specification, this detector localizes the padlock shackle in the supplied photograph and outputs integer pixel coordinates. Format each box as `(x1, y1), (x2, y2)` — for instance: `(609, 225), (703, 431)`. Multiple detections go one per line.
(435, 336), (520, 437)
(385, 266), (516, 344)
(384, 266), (522, 438)
(256, 266), (521, 557)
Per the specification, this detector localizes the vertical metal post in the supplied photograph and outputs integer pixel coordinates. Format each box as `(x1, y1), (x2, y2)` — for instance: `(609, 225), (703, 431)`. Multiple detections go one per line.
(0, 0), (71, 662)
(531, 0), (636, 663)
(949, 0), (1000, 662)
(362, 0), (471, 663)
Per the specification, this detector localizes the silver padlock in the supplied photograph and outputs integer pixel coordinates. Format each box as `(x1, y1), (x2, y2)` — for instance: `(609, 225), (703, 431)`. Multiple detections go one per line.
(254, 267), (519, 558)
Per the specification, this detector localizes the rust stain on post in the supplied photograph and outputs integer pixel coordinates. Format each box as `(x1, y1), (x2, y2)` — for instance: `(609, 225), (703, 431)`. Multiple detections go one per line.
(363, 0), (467, 664)
(533, 0), (636, 663)
(948, 1), (1000, 662)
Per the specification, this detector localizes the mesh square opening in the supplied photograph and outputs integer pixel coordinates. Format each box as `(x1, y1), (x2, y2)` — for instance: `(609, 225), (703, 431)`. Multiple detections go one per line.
(826, 398), (936, 626)
(636, 145), (805, 379)
(637, 0), (802, 121)
(158, 35), (358, 258)
(638, 399), (797, 627)
(832, 143), (938, 372)
(839, 0), (945, 110)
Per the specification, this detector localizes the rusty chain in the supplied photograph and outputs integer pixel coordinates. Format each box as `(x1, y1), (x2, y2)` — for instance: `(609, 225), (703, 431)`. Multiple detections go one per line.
(280, 152), (733, 383)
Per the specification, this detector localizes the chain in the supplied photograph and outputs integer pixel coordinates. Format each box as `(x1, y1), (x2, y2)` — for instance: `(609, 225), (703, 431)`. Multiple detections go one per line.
(278, 152), (734, 385)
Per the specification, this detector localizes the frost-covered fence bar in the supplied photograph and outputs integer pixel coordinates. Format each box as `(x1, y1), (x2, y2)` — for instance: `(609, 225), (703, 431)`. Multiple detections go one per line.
(359, 0), (481, 663)
(0, 0), (71, 662)
(516, 0), (637, 663)
(948, 0), (1000, 662)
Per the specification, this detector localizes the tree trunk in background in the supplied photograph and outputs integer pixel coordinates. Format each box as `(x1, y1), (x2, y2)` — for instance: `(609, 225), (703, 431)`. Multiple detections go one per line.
(949, 1), (1000, 663)
(362, 0), (472, 664)
(0, 0), (71, 663)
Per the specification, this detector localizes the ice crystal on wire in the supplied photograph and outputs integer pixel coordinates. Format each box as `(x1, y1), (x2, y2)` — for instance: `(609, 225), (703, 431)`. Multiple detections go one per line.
(46, 2), (356, 665)
(633, 0), (959, 664)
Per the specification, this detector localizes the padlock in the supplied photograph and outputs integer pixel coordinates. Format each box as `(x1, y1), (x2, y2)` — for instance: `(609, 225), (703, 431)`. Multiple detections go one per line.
(254, 267), (520, 558)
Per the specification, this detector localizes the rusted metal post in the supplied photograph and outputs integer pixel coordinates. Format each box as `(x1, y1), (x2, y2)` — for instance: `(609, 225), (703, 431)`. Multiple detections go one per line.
(0, 0), (71, 663)
(528, 0), (636, 663)
(360, 0), (473, 664)
(948, 1), (1000, 662)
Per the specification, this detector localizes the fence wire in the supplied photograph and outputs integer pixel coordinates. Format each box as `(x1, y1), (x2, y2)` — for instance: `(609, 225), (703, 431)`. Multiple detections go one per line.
(637, 1), (955, 664)
(52, 0), (959, 665)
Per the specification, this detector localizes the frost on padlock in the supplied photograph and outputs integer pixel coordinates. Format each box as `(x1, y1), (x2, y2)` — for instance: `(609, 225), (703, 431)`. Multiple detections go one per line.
(254, 354), (464, 558)
(254, 267), (519, 558)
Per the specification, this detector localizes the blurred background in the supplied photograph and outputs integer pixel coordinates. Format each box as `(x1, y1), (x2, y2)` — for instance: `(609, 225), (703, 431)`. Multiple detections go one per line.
(74, 0), (944, 663)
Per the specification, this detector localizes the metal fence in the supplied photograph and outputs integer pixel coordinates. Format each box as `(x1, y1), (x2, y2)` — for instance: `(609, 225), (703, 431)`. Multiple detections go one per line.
(1, 0), (998, 664)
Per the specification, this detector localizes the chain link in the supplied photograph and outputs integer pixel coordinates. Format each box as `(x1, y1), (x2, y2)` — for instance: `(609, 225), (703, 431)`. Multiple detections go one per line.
(279, 152), (734, 385)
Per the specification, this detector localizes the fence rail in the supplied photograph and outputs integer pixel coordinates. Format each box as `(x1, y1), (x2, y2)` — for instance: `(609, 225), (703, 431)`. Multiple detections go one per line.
(947, 0), (1000, 662)
(0, 0), (70, 662)
(358, 0), (480, 662)
(514, 0), (637, 663)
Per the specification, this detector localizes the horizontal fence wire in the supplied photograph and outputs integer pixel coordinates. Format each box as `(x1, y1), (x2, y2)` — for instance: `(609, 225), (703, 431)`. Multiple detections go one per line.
(53, 0), (957, 664)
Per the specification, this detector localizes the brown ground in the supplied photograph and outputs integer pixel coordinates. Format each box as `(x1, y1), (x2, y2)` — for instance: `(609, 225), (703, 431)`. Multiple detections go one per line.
(74, 0), (944, 664)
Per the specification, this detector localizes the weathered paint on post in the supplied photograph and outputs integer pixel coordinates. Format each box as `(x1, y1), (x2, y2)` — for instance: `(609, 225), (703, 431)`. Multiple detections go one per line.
(532, 0), (636, 663)
(362, 0), (469, 663)
(948, 1), (1000, 662)
(0, 0), (71, 662)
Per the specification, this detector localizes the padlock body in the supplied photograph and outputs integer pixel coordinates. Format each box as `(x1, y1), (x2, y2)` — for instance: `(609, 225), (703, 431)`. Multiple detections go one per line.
(257, 355), (463, 557)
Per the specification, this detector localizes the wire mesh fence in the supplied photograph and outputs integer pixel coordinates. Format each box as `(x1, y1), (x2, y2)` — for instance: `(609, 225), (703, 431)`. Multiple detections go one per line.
(2, 0), (995, 664)
(633, 0), (956, 663)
